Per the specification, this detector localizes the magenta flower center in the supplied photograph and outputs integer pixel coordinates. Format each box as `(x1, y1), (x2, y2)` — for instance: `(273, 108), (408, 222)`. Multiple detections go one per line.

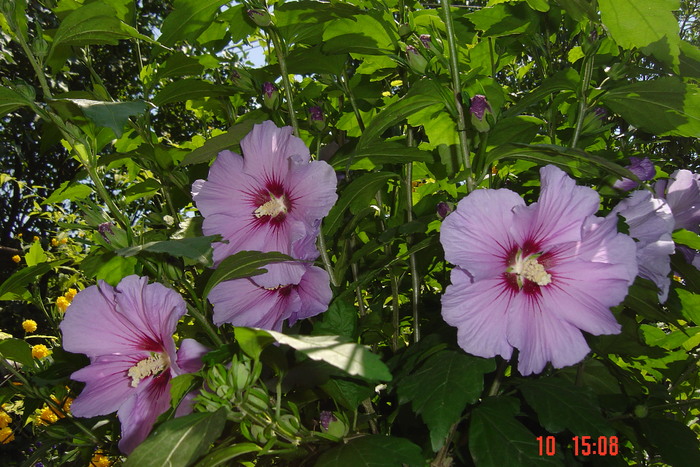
(506, 250), (552, 289)
(127, 352), (169, 388)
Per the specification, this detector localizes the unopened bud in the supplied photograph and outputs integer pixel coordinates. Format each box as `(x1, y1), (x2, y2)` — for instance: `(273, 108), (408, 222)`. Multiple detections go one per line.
(469, 95), (492, 133)
(247, 8), (272, 28)
(419, 34), (441, 54)
(32, 37), (49, 58)
(398, 23), (412, 38)
(262, 82), (279, 110)
(406, 45), (427, 74)
(436, 201), (454, 220)
(309, 105), (325, 131)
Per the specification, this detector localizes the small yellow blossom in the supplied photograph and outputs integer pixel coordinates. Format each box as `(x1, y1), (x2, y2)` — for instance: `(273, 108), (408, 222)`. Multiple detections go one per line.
(33, 236), (39, 242)
(90, 451), (112, 467)
(17, 233), (22, 238)
(56, 296), (70, 312)
(0, 411), (11, 428)
(390, 79), (403, 87)
(22, 320), (37, 333)
(11, 255), (21, 263)
(0, 426), (14, 444)
(51, 238), (59, 247)
(51, 395), (73, 416)
(36, 406), (58, 426)
(32, 344), (51, 359)
(65, 288), (78, 301)
(60, 238), (68, 244)
(382, 91), (392, 97)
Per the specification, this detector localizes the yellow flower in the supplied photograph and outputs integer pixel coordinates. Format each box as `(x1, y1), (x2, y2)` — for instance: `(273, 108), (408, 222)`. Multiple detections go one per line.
(22, 319), (37, 333)
(0, 411), (11, 428)
(32, 344), (51, 359)
(60, 238), (68, 244)
(33, 236), (39, 242)
(382, 91), (392, 97)
(11, 255), (21, 263)
(17, 233), (22, 238)
(51, 238), (59, 247)
(56, 296), (70, 312)
(36, 406), (58, 426)
(51, 395), (73, 416)
(0, 426), (14, 444)
(65, 288), (78, 301)
(390, 79), (403, 87)
(90, 451), (112, 467)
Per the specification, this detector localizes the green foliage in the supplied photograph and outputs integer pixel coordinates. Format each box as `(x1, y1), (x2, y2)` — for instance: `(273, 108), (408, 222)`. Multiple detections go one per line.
(315, 435), (424, 467)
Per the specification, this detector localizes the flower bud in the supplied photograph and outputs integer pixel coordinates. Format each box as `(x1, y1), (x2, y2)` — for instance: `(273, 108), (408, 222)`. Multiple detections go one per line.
(262, 82), (279, 110)
(398, 23), (412, 38)
(247, 8), (272, 28)
(469, 95), (493, 133)
(436, 201), (454, 220)
(419, 34), (441, 55)
(406, 45), (427, 74)
(308, 105), (325, 131)
(613, 157), (656, 191)
(97, 222), (114, 244)
(32, 37), (49, 58)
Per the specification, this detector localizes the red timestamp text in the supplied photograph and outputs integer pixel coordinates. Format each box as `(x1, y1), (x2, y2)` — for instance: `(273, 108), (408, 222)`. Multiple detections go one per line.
(537, 435), (619, 456)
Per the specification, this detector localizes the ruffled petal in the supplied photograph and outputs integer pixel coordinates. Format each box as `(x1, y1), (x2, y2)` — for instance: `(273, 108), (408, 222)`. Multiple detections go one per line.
(289, 266), (332, 325)
(117, 373), (172, 454)
(441, 268), (513, 360)
(69, 354), (141, 417)
(240, 121), (310, 180)
(287, 157), (338, 221)
(441, 189), (523, 280)
(174, 339), (209, 375)
(663, 169), (700, 232)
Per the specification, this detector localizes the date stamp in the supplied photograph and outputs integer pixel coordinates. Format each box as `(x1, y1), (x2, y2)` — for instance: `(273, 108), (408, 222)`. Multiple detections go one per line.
(537, 435), (619, 456)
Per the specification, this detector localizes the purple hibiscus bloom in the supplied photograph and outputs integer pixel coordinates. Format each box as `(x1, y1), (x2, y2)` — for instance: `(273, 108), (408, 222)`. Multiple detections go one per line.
(440, 165), (637, 375)
(208, 263), (332, 331)
(654, 169), (700, 233)
(60, 275), (208, 454)
(192, 121), (338, 266)
(611, 191), (675, 302)
(613, 157), (655, 191)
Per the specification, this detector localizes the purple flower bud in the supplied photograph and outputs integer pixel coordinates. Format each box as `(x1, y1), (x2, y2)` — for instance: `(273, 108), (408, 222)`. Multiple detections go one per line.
(613, 157), (656, 191)
(262, 82), (279, 109)
(263, 82), (276, 98)
(98, 222), (114, 244)
(247, 8), (272, 27)
(470, 95), (493, 132)
(319, 411), (337, 431)
(420, 35), (432, 48)
(406, 45), (427, 74)
(594, 107), (607, 121)
(437, 201), (454, 220)
(309, 106), (324, 121)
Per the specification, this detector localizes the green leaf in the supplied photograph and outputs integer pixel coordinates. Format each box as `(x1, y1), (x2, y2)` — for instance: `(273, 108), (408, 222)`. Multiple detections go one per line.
(180, 120), (257, 166)
(320, 378), (374, 411)
(602, 77), (700, 137)
(313, 299), (358, 339)
(315, 435), (424, 467)
(468, 3), (538, 37)
(43, 180), (93, 204)
(25, 240), (47, 267)
(676, 289), (700, 324)
(639, 417), (700, 467)
(157, 0), (229, 48)
(0, 261), (65, 301)
(0, 338), (34, 367)
(170, 374), (197, 410)
(125, 409), (227, 467)
(153, 79), (235, 106)
(525, 0), (550, 12)
(321, 11), (398, 55)
(0, 86), (32, 117)
(194, 443), (262, 467)
(153, 52), (206, 83)
(599, 0), (680, 69)
(323, 172), (397, 237)
(673, 229), (700, 249)
(117, 236), (217, 263)
(397, 351), (495, 450)
(330, 142), (433, 171)
(234, 327), (275, 360)
(49, 2), (150, 58)
(520, 377), (614, 436)
(680, 40), (700, 78)
(266, 330), (392, 381)
(202, 251), (293, 299)
(469, 397), (562, 466)
(503, 68), (579, 118)
(68, 99), (148, 138)
(95, 254), (138, 286)
(554, 0), (598, 21)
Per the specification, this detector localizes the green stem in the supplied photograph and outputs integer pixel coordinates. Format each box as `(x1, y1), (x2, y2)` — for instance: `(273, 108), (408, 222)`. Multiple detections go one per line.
(487, 359), (508, 397)
(405, 129), (420, 343)
(270, 28), (299, 137)
(187, 304), (224, 348)
(571, 55), (594, 149)
(390, 271), (401, 351)
(440, 0), (474, 192)
(341, 67), (366, 132)
(314, 137), (338, 287)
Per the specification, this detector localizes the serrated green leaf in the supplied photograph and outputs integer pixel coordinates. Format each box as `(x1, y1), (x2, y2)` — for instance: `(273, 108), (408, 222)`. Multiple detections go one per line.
(153, 79), (235, 106)
(0, 338), (34, 367)
(194, 443), (262, 467)
(321, 11), (398, 55)
(673, 229), (700, 249)
(124, 409), (226, 467)
(157, 0), (229, 48)
(170, 373), (197, 410)
(25, 240), (47, 267)
(95, 254), (137, 286)
(68, 99), (147, 138)
(153, 52), (206, 83)
(323, 172), (397, 237)
(117, 236), (217, 262)
(503, 68), (579, 118)
(330, 142), (433, 170)
(43, 180), (93, 204)
(315, 435), (423, 467)
(0, 86), (32, 117)
(0, 261), (65, 301)
(677, 289), (700, 324)
(313, 300), (358, 339)
(520, 377), (614, 436)
(203, 251), (293, 299)
(181, 120), (257, 166)
(397, 351), (495, 450)
(266, 330), (392, 381)
(320, 378), (374, 411)
(602, 77), (700, 137)
(469, 397), (562, 466)
(639, 417), (700, 467)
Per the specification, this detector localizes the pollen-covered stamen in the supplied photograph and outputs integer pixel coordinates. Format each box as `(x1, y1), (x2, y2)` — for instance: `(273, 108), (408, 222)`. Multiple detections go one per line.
(128, 352), (169, 388)
(507, 251), (552, 288)
(254, 194), (288, 218)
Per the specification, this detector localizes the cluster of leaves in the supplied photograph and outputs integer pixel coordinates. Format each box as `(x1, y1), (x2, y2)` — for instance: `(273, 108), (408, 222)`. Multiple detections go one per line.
(1, 0), (700, 466)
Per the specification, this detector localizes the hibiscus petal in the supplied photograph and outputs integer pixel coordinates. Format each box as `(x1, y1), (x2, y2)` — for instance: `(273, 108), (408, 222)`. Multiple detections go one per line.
(240, 121), (310, 180)
(441, 268), (513, 360)
(441, 189), (522, 280)
(117, 373), (172, 454)
(289, 266), (332, 325)
(287, 157), (338, 221)
(175, 339), (209, 375)
(70, 354), (140, 417)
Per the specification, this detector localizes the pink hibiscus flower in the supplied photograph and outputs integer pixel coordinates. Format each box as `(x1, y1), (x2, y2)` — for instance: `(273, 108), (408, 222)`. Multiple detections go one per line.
(440, 165), (637, 375)
(60, 275), (208, 454)
(191, 121), (338, 266)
